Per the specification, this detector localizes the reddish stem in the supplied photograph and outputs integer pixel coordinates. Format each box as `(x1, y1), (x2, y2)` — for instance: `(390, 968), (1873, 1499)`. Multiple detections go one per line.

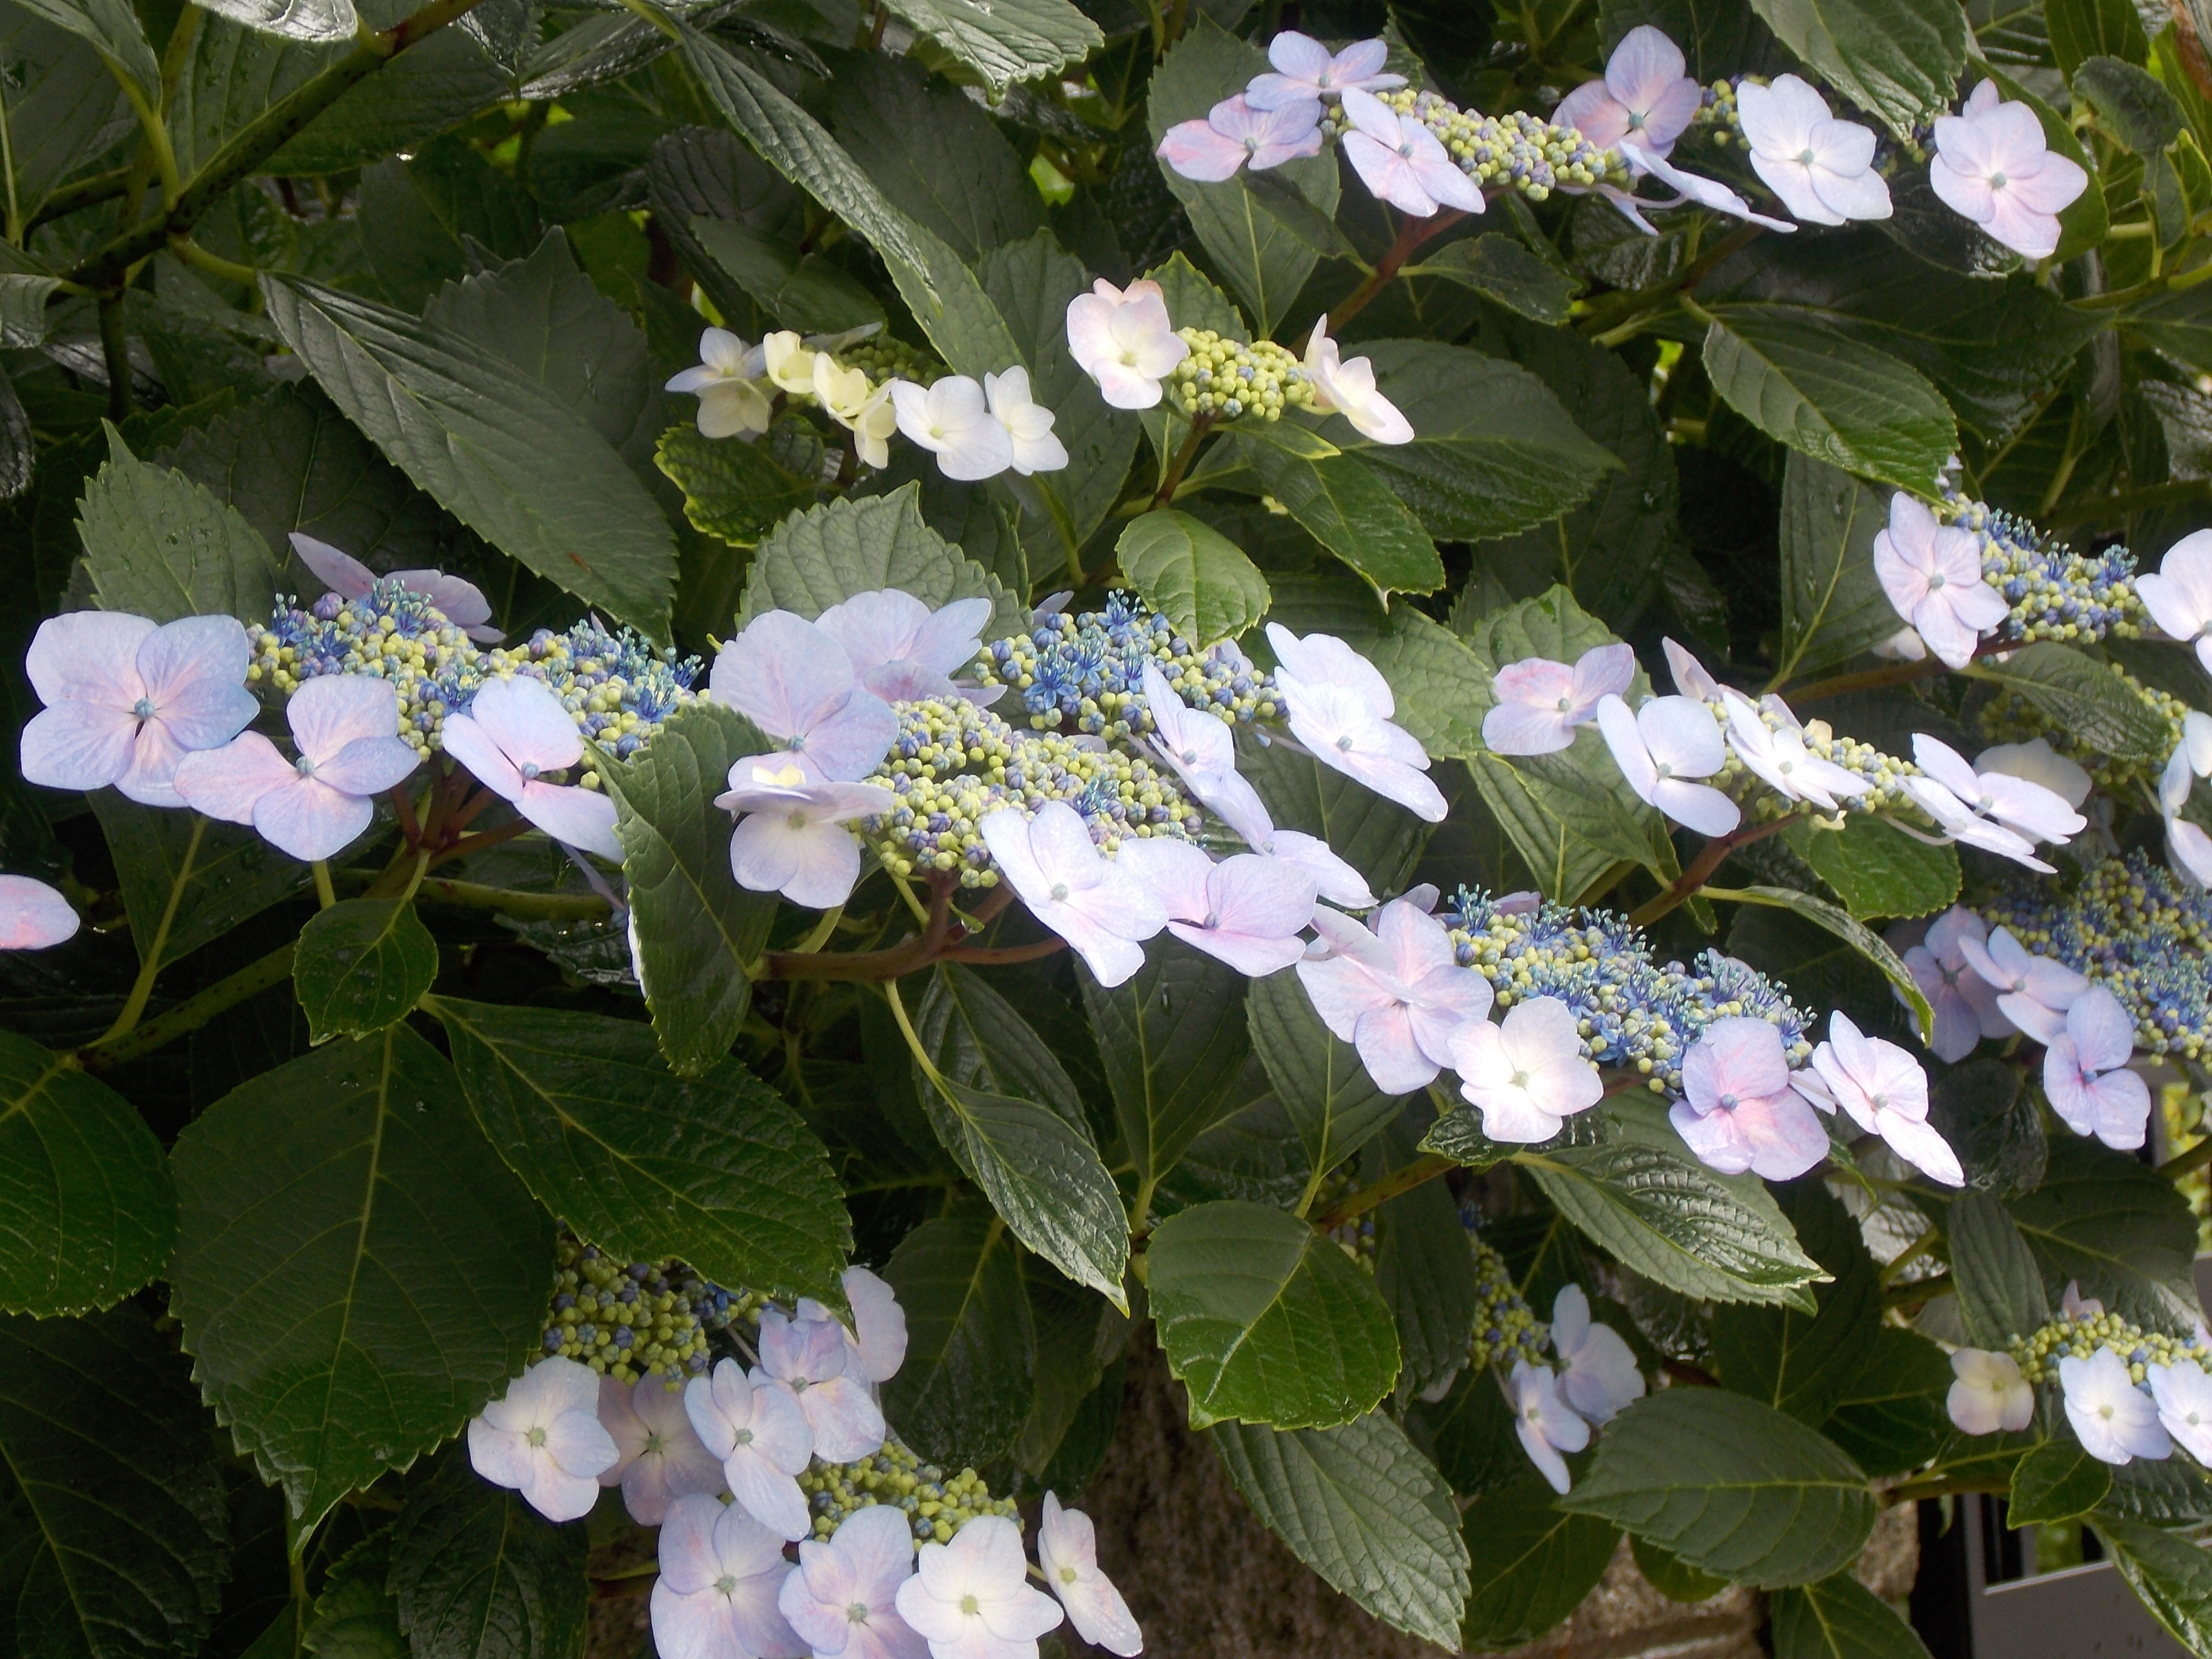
(1317, 208), (1468, 339)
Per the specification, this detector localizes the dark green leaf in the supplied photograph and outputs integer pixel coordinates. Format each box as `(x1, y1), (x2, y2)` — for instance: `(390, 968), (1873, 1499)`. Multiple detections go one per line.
(2009, 1440), (2112, 1524)
(11, 0), (156, 99)
(1711, 1183), (1881, 1425)
(2049, 0), (2147, 72)
(738, 485), (1024, 638)
(1116, 510), (1269, 645)
(0, 1029), (173, 1316)
(915, 964), (1088, 1132)
(78, 426), (280, 622)
(1787, 817), (1960, 921)
(433, 998), (850, 1304)
(2077, 55), (2184, 152)
(1928, 1058), (2044, 1196)
(655, 424), (816, 548)
(877, 0), (1102, 93)
(1774, 453), (1908, 686)
(1746, 0), (1967, 135)
(2092, 1513), (2212, 1653)
(302, 1536), (404, 1659)
(1209, 1412), (1471, 1648)
(597, 702), (780, 1075)
(1373, 1136), (1481, 1399)
(168, 1026), (553, 1531)
(880, 1214), (1034, 1467)
(1245, 445), (1443, 601)
(1082, 940), (1252, 1201)
(1964, 643), (2173, 761)
(1520, 1100), (1827, 1310)
(1459, 1473), (1621, 1651)
(1822, 1328), (1951, 1476)
(826, 56), (1039, 263)
(1420, 235), (1581, 323)
(196, 0), (355, 42)
(293, 899), (437, 1043)
(0, 7), (130, 221)
(1771, 1571), (1934, 1659)
(1701, 310), (1958, 493)
(1246, 968), (1399, 1211)
(92, 796), (310, 967)
(2008, 1136), (2201, 1332)
(388, 1451), (589, 1659)
(1148, 1199), (1400, 1430)
(1705, 885), (1935, 1043)
(1948, 1190), (2053, 1346)
(1413, 1366), (1524, 1502)
(0, 1305), (228, 1659)
(1633, 1535), (1731, 1603)
(1562, 1388), (1876, 1587)
(0, 274), (61, 349)
(260, 276), (677, 640)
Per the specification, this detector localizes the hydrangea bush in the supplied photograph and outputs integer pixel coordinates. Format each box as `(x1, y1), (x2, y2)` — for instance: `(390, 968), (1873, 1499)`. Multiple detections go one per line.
(16, 0), (2212, 1654)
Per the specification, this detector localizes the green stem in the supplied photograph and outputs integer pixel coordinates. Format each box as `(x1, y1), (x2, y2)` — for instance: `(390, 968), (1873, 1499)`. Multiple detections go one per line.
(1308, 1152), (1455, 1227)
(0, 73), (19, 245)
(2159, 1135), (2212, 1178)
(170, 235), (261, 286)
(881, 978), (948, 1089)
(97, 290), (132, 419)
(403, 877), (612, 920)
(80, 940), (296, 1072)
(1321, 207), (1467, 337)
(787, 906), (845, 955)
(94, 813), (205, 1046)
(311, 861), (337, 909)
(62, 0), (495, 293)
(1780, 654), (1948, 705)
(1151, 412), (1214, 508)
(30, 166), (132, 231)
(117, 81), (181, 207)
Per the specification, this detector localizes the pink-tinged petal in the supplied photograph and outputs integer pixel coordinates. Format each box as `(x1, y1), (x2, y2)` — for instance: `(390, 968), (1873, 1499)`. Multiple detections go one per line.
(543, 1409), (620, 1479)
(1879, 1109), (1965, 1185)
(116, 717), (192, 808)
(470, 675), (585, 773)
(796, 1374), (886, 1462)
(1158, 118), (1250, 181)
(1596, 695), (1657, 796)
(1983, 192), (2062, 259)
(1605, 26), (1686, 110)
(26, 611), (154, 710)
(1067, 861), (1168, 943)
(1684, 1017), (1791, 1109)
(1639, 73), (1703, 151)
(1483, 699), (1575, 757)
(312, 733), (421, 798)
(1353, 1004), (1436, 1094)
(395, 570), (494, 631)
(467, 1420), (535, 1491)
(135, 616), (255, 749)
(288, 674), (400, 766)
(1555, 80), (1628, 148)
(1652, 778), (1742, 837)
(1169, 919), (1307, 977)
(2044, 1035), (2098, 1136)
(517, 1461), (601, 1524)
(1265, 28), (1334, 79)
(290, 533), (377, 600)
(1295, 953), (1394, 1041)
(2088, 1070), (2152, 1149)
(728, 1455), (811, 1542)
(1211, 854), (1317, 939)
(518, 781), (622, 862)
(172, 732), (298, 824)
(1669, 1096), (1755, 1172)
(254, 777), (373, 862)
(439, 713), (526, 802)
(2068, 986), (2136, 1072)
(1116, 835), (1214, 923)
(20, 700), (138, 793)
(1264, 830), (1374, 908)
(795, 692), (898, 784)
(711, 612), (861, 746)
(1636, 695), (1724, 776)
(1342, 132), (1438, 217)
(0, 874), (73, 949)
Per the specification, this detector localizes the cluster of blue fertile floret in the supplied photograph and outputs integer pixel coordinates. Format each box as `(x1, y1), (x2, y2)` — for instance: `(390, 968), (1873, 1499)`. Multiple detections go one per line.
(248, 580), (702, 777)
(2010, 1308), (2212, 1382)
(1463, 1227), (1546, 1368)
(1441, 889), (1816, 1092)
(971, 594), (1280, 739)
(540, 1236), (762, 1384)
(799, 1438), (1021, 1544)
(1976, 851), (2212, 1061)
(1316, 88), (1626, 197)
(1941, 493), (2147, 646)
(856, 696), (1202, 885)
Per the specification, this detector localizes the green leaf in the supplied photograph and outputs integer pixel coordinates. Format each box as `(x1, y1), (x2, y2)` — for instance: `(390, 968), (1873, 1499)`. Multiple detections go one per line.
(0, 273), (61, 348)
(1705, 885), (1935, 1044)
(1246, 968), (1399, 1212)
(260, 276), (677, 641)
(738, 484), (1023, 639)
(1930, 1058), (2045, 1197)
(12, 0), (156, 101)
(2078, 55), (2184, 152)
(1701, 310), (1958, 493)
(1372, 1134), (1481, 1399)
(0, 1030), (173, 1317)
(1414, 1366), (1525, 1502)
(433, 998), (850, 1305)
(0, 1305), (228, 1659)
(675, 30), (932, 288)
(826, 56), (1039, 264)
(0, 9), (132, 223)
(909, 1063), (1129, 1310)
(194, 0), (355, 42)
(2050, 0), (2147, 74)
(2008, 1136), (2201, 1332)
(1519, 1101), (1827, 1310)
(1711, 1184), (1882, 1426)
(388, 1451), (589, 1659)
(1209, 1412), (1471, 1648)
(1786, 817), (1960, 921)
(77, 425), (280, 622)
(1774, 454), (1907, 687)
(914, 964), (1089, 1132)
(1746, 0), (1966, 136)
(1459, 1473), (1622, 1652)
(655, 424), (816, 549)
(1145, 19), (1338, 334)
(302, 1536), (405, 1659)
(1116, 510), (1270, 645)
(1334, 341), (1618, 547)
(597, 702), (781, 1075)
(1964, 643), (2173, 761)
(91, 797), (310, 967)
(1948, 1190), (2053, 1346)
(1245, 445), (1443, 601)
(1148, 1199), (1400, 1430)
(2009, 1440), (2112, 1525)
(1348, 603), (1498, 762)
(1633, 1535), (1731, 1603)
(1561, 1389), (1876, 1587)
(688, 216), (885, 337)
(1420, 235), (1581, 323)
(292, 899), (437, 1044)
(1822, 1327), (1951, 1477)
(168, 1026), (553, 1530)
(1472, 313), (1676, 633)
(878, 0), (1102, 90)
(881, 1215), (1034, 1467)
(2092, 1514), (2212, 1654)
(1771, 1571), (1935, 1659)
(1082, 940), (1252, 1199)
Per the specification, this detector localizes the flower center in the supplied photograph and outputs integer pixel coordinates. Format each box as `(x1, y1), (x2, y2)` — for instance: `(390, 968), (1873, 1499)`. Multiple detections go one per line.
(1719, 1091), (1739, 1109)
(132, 697), (156, 720)
(643, 1430), (665, 1455)
(1928, 572), (1946, 589)
(1059, 1565), (1079, 1585)
(520, 761), (541, 781)
(1202, 911), (1220, 929)
(733, 1427), (753, 1445)
(789, 810), (811, 830)
(1336, 734), (1355, 751)
(790, 1376), (808, 1393)
(848, 1603), (871, 1623)
(961, 1596), (982, 1617)
(526, 1425), (547, 1447)
(295, 755), (317, 778)
(1654, 762), (1674, 780)
(715, 1575), (739, 1597)
(1798, 146), (1817, 165)
(1628, 110), (1646, 129)
(1049, 881), (1070, 902)
(1989, 171), (2008, 190)
(1555, 696), (1573, 712)
(1511, 1069), (1529, 1088)
(2098, 1402), (2115, 1420)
